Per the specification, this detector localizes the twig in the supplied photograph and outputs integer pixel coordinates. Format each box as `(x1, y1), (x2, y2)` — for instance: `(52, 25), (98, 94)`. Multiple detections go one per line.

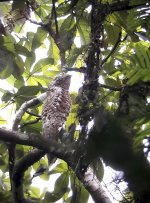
(26, 17), (45, 27)
(52, 0), (59, 36)
(26, 110), (41, 118)
(99, 83), (122, 91)
(8, 93), (46, 197)
(12, 93), (46, 130)
(20, 117), (41, 129)
(101, 31), (122, 66)
(66, 67), (86, 73)
(110, 1), (149, 13)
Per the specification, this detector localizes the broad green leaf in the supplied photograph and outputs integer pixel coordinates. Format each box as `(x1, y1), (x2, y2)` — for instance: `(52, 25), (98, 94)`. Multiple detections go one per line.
(24, 52), (36, 71)
(105, 77), (121, 87)
(21, 121), (42, 134)
(53, 172), (69, 196)
(44, 173), (69, 202)
(105, 23), (121, 45)
(32, 27), (47, 50)
(32, 57), (54, 74)
(0, 50), (13, 79)
(29, 186), (40, 198)
(0, 35), (15, 53)
(14, 44), (31, 56)
(59, 15), (76, 51)
(77, 18), (90, 45)
(90, 159), (104, 181)
(66, 45), (87, 67)
(14, 76), (24, 89)
(12, 55), (25, 79)
(17, 86), (40, 96)
(48, 37), (60, 64)
(70, 174), (89, 203)
(49, 162), (68, 175)
(1, 91), (13, 102)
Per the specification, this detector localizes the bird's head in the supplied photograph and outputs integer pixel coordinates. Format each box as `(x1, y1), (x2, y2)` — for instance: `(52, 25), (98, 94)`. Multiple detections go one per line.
(50, 73), (71, 90)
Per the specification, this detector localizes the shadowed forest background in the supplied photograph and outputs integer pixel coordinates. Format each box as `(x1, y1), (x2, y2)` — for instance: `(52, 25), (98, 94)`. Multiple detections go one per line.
(0, 0), (150, 203)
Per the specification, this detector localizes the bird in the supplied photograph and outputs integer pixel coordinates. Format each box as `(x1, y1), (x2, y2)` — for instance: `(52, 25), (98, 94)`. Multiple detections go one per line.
(41, 73), (71, 165)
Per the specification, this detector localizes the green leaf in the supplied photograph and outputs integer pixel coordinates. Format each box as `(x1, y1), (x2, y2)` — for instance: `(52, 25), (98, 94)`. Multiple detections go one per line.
(70, 174), (89, 203)
(0, 117), (7, 125)
(14, 44), (31, 57)
(0, 50), (13, 79)
(32, 58), (54, 74)
(90, 159), (104, 181)
(48, 37), (60, 64)
(0, 143), (7, 155)
(53, 172), (69, 194)
(29, 186), (40, 198)
(105, 77), (121, 87)
(105, 23), (121, 45)
(49, 162), (68, 175)
(17, 86), (40, 96)
(1, 91), (13, 102)
(59, 15), (76, 51)
(0, 35), (15, 53)
(24, 52), (36, 71)
(77, 17), (90, 45)
(44, 173), (69, 202)
(21, 121), (42, 134)
(66, 45), (87, 67)
(32, 27), (47, 50)
(14, 76), (24, 89)
(12, 55), (25, 79)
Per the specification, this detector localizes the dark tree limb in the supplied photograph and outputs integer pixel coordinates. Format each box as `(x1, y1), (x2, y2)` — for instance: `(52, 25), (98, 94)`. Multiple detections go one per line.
(52, 0), (59, 36)
(12, 149), (45, 203)
(0, 127), (112, 203)
(66, 67), (86, 73)
(0, 128), (73, 157)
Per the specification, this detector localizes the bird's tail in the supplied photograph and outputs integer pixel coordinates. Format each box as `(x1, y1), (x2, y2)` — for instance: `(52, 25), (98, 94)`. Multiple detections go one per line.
(47, 153), (57, 166)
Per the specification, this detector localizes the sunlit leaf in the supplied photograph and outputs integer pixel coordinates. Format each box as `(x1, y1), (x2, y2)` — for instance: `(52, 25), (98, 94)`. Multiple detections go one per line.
(32, 27), (47, 50)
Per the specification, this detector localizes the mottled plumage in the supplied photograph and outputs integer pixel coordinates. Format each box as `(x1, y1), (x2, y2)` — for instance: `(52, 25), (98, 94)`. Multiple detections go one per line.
(42, 73), (71, 164)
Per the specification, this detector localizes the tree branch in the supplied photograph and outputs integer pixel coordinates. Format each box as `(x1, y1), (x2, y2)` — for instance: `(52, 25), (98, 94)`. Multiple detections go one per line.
(66, 67), (86, 73)
(12, 149), (45, 203)
(81, 167), (112, 203)
(12, 93), (46, 130)
(26, 17), (44, 27)
(0, 127), (112, 203)
(52, 0), (59, 36)
(0, 128), (73, 158)
(8, 93), (46, 191)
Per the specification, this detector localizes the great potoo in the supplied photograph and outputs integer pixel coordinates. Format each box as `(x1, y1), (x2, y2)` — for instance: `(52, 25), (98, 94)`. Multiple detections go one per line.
(42, 73), (71, 164)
